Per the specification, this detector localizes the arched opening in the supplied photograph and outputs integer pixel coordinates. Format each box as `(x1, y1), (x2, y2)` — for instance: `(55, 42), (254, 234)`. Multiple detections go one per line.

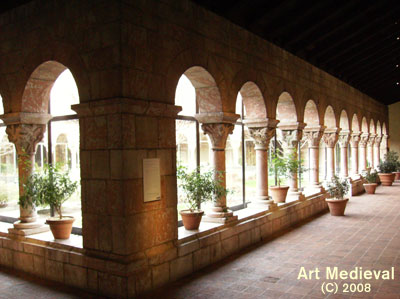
(322, 106), (337, 180)
(361, 117), (368, 133)
(276, 92), (298, 188)
(339, 110), (350, 176)
(369, 119), (376, 135)
(351, 114), (360, 133)
(303, 100), (320, 188)
(276, 92), (297, 123)
(381, 123), (388, 158)
(175, 67), (224, 220)
(16, 62), (81, 227)
(0, 95), (18, 214)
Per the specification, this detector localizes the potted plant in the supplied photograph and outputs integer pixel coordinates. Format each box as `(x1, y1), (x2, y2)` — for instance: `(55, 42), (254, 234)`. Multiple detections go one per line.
(269, 149), (305, 203)
(326, 175), (350, 216)
(20, 164), (78, 239)
(177, 166), (228, 230)
(362, 170), (378, 194)
(0, 193), (8, 208)
(378, 151), (398, 186)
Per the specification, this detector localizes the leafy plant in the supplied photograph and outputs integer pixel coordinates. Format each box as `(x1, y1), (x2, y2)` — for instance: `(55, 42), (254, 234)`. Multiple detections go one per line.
(363, 169), (378, 184)
(20, 164), (78, 219)
(326, 175), (349, 200)
(0, 193), (8, 206)
(269, 148), (306, 187)
(378, 151), (399, 173)
(176, 166), (228, 211)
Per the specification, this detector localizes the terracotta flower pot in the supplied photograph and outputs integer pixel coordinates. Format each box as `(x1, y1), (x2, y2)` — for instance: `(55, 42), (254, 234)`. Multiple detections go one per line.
(363, 183), (377, 194)
(378, 173), (395, 186)
(269, 186), (289, 203)
(393, 172), (400, 181)
(46, 216), (75, 239)
(326, 198), (349, 216)
(180, 210), (204, 230)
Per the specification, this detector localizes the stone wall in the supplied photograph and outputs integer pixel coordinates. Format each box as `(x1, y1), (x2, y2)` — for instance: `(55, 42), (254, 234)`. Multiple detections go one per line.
(0, 193), (327, 297)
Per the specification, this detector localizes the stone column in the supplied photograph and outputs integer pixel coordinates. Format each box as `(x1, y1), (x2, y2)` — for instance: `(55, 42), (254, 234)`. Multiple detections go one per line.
(277, 122), (306, 201)
(244, 119), (279, 210)
(338, 130), (351, 178)
(303, 126), (325, 192)
(359, 133), (369, 172)
(195, 112), (239, 223)
(373, 136), (382, 169)
(381, 134), (388, 159)
(367, 134), (376, 170)
(0, 113), (52, 235)
(350, 133), (361, 175)
(322, 128), (340, 181)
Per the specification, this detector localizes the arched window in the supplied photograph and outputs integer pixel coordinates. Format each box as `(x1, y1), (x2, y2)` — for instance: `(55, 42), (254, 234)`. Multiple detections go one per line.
(0, 95), (18, 217)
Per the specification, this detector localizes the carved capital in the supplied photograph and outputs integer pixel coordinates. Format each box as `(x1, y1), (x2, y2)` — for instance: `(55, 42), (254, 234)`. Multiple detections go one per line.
(303, 129), (324, 148)
(367, 134), (376, 146)
(6, 124), (46, 156)
(350, 133), (361, 147)
(322, 132), (339, 148)
(338, 132), (351, 148)
(359, 133), (369, 147)
(248, 127), (275, 150)
(277, 129), (302, 148)
(201, 123), (234, 150)
(374, 136), (382, 147)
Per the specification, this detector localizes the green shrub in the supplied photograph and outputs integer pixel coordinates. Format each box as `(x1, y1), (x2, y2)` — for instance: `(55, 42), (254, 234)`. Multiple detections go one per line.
(327, 175), (349, 200)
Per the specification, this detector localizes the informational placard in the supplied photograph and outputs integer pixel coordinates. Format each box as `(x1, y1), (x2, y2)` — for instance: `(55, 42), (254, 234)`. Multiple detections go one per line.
(143, 158), (161, 202)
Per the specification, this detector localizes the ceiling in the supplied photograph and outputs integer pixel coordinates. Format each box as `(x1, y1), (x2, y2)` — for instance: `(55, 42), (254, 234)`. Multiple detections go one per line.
(193, 0), (400, 105)
(1, 1), (399, 105)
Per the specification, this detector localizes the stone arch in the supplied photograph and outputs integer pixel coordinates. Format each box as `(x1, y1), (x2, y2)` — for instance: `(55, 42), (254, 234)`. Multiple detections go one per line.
(12, 40), (89, 113)
(339, 110), (349, 130)
(376, 121), (382, 136)
(175, 66), (223, 113)
(382, 122), (387, 135)
(21, 61), (69, 113)
(369, 118), (376, 134)
(351, 114), (360, 133)
(167, 49), (226, 112)
(304, 99), (320, 126)
(239, 82), (267, 119)
(361, 117), (368, 133)
(323, 105), (336, 128)
(276, 92), (298, 123)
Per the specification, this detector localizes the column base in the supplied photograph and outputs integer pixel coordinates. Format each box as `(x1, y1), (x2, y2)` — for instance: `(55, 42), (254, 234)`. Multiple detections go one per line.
(287, 191), (305, 201)
(306, 184), (325, 194)
(202, 207), (238, 224)
(8, 221), (49, 236)
(247, 197), (278, 211)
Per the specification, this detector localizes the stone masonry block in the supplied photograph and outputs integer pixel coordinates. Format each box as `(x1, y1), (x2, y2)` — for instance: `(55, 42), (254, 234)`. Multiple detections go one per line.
(91, 150), (110, 179)
(152, 262), (170, 289)
(64, 264), (88, 289)
(0, 248), (13, 267)
(221, 235), (239, 259)
(193, 246), (210, 271)
(122, 149), (147, 179)
(135, 116), (158, 148)
(45, 259), (64, 283)
(33, 255), (45, 278)
(178, 239), (199, 257)
(13, 252), (34, 273)
(170, 253), (193, 281)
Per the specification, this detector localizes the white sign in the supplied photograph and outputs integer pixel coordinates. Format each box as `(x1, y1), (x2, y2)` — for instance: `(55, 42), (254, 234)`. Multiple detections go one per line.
(143, 158), (161, 202)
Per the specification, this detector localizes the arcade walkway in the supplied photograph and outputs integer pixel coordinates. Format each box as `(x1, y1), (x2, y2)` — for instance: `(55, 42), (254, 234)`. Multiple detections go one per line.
(1, 183), (400, 299)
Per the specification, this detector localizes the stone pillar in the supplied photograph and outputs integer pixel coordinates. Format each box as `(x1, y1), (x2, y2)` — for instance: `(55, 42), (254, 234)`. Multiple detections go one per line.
(303, 126), (325, 192)
(373, 136), (382, 169)
(359, 133), (369, 172)
(338, 131), (351, 178)
(367, 134), (376, 169)
(322, 128), (340, 181)
(350, 133), (361, 175)
(381, 134), (388, 159)
(196, 112), (239, 223)
(277, 122), (306, 201)
(0, 113), (52, 236)
(244, 119), (279, 210)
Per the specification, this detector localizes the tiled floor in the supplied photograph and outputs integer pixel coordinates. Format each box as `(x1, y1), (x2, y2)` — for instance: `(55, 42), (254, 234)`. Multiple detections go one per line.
(147, 182), (400, 299)
(1, 182), (400, 299)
